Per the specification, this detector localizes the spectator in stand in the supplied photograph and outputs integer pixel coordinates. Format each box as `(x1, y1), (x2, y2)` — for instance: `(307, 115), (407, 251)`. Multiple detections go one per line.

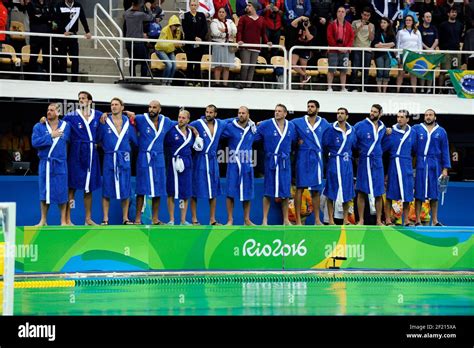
(26, 0), (55, 79)
(236, 0), (271, 88)
(396, 0), (419, 30)
(210, 6), (237, 86)
(326, 6), (355, 92)
(213, 0), (233, 18)
(463, 18), (474, 69)
(182, 0), (208, 86)
(147, 12), (164, 40)
(419, 11), (439, 93)
(0, 0), (8, 46)
(54, 0), (92, 82)
(438, 7), (463, 90)
(124, 0), (155, 77)
(412, 0), (435, 19)
(371, 0), (400, 23)
(372, 17), (395, 93)
(440, 0), (464, 24)
(261, 0), (285, 61)
(155, 15), (183, 85)
(286, 15), (316, 86)
(396, 14), (422, 93)
(237, 0), (264, 16)
(311, 0), (334, 47)
(0, 122), (32, 173)
(186, 0), (215, 19)
(285, 0), (311, 26)
(348, 7), (375, 92)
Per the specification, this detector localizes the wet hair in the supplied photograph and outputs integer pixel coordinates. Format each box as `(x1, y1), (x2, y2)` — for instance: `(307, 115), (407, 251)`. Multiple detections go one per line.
(78, 91), (93, 101)
(111, 97), (124, 106)
(180, 109), (190, 119)
(398, 109), (410, 118)
(372, 104), (383, 113)
(337, 107), (349, 115)
(275, 104), (288, 113)
(307, 100), (320, 109)
(206, 104), (218, 113)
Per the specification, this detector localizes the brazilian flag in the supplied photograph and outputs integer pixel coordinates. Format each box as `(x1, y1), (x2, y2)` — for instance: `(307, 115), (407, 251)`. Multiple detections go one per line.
(402, 49), (445, 80)
(448, 70), (474, 99)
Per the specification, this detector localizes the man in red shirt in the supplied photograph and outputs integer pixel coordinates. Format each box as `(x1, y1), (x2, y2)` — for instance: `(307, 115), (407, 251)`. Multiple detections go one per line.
(236, 0), (272, 88)
(326, 6), (354, 92)
(261, 0), (284, 60)
(0, 0), (8, 45)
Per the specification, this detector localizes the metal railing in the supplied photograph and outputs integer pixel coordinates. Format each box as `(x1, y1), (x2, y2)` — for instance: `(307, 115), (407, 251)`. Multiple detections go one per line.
(94, 3), (124, 72)
(109, 0), (124, 17)
(288, 45), (473, 94)
(0, 29), (472, 93)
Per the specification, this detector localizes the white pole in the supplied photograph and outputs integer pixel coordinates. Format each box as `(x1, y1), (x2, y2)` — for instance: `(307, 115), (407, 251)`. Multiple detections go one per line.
(1, 203), (16, 316)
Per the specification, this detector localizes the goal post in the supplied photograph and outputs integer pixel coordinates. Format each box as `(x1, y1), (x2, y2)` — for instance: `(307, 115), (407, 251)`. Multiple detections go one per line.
(0, 203), (16, 316)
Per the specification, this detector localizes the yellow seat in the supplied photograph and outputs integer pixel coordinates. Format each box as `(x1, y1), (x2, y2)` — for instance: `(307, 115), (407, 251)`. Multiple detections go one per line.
(369, 60), (377, 78)
(229, 57), (241, 74)
(270, 55), (287, 68)
(278, 35), (285, 47)
(200, 54), (212, 72)
(21, 45), (44, 65)
(0, 44), (21, 65)
(150, 52), (165, 70)
(176, 52), (187, 71)
(9, 21), (26, 42)
(255, 56), (273, 75)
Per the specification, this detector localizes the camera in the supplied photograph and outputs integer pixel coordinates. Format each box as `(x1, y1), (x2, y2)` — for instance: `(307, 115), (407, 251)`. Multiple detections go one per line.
(302, 19), (309, 27)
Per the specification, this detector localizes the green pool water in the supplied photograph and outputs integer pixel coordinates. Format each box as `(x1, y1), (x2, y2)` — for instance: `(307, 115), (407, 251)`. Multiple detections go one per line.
(13, 274), (474, 315)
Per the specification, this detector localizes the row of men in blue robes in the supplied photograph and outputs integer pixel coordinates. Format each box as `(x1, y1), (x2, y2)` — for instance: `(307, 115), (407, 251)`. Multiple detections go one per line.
(32, 94), (450, 226)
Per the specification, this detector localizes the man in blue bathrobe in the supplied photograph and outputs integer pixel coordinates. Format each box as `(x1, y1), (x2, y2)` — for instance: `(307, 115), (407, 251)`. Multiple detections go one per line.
(256, 104), (296, 225)
(354, 104), (387, 225)
(291, 100), (330, 225)
(221, 106), (257, 226)
(124, 100), (177, 225)
(97, 98), (138, 225)
(32, 103), (71, 226)
(322, 107), (356, 225)
(413, 109), (450, 226)
(165, 109), (203, 225)
(189, 105), (230, 225)
(63, 91), (103, 226)
(384, 110), (417, 226)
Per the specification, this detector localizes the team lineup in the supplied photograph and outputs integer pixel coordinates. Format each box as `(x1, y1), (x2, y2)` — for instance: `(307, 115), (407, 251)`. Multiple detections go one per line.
(31, 91), (450, 227)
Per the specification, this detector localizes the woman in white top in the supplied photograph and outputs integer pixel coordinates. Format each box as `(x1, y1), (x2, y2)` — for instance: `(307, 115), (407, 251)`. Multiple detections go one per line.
(396, 15), (423, 93)
(210, 7), (238, 86)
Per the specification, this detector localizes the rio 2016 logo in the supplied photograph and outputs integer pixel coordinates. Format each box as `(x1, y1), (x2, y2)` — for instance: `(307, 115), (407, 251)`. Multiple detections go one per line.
(241, 239), (307, 257)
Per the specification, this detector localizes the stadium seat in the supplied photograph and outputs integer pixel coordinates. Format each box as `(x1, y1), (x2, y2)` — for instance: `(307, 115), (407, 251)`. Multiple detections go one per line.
(255, 56), (274, 88)
(21, 45), (43, 65)
(229, 57), (241, 74)
(175, 52), (187, 71)
(200, 54), (212, 72)
(0, 44), (21, 66)
(150, 52), (165, 71)
(278, 36), (285, 47)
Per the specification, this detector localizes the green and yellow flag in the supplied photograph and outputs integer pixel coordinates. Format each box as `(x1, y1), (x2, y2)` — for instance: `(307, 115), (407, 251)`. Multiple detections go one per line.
(402, 49), (445, 80)
(448, 70), (474, 99)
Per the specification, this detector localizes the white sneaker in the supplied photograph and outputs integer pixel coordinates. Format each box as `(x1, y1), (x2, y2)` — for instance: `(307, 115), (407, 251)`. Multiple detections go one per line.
(327, 87), (333, 92)
(341, 87), (348, 92)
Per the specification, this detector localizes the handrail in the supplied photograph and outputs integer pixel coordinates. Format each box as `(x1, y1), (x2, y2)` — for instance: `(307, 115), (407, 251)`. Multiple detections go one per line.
(109, 0), (124, 16)
(1, 29), (472, 92)
(94, 3), (123, 71)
